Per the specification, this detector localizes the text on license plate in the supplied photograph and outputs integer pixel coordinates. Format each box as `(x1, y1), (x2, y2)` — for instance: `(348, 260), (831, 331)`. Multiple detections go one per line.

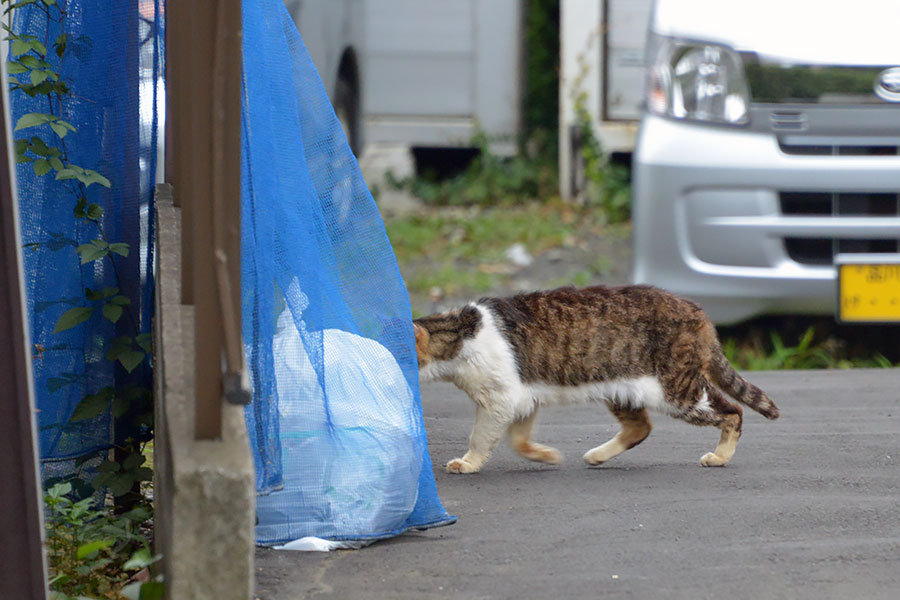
(838, 262), (900, 323)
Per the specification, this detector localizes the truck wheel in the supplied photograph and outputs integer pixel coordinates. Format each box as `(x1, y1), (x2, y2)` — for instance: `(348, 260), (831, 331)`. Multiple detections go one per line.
(334, 75), (360, 155)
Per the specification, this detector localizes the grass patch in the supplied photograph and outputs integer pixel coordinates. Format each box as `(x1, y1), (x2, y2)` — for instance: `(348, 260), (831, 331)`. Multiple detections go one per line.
(388, 203), (587, 264)
(720, 318), (898, 370)
(387, 201), (617, 298)
(390, 133), (559, 208)
(407, 264), (500, 297)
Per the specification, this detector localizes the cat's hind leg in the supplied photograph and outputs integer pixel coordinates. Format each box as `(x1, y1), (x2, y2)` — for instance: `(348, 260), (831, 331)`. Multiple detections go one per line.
(676, 385), (743, 467)
(447, 405), (513, 474)
(583, 406), (653, 466)
(507, 408), (562, 465)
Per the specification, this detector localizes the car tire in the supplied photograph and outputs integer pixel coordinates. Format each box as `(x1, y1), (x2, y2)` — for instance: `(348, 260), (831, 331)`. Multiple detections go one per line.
(334, 75), (360, 155)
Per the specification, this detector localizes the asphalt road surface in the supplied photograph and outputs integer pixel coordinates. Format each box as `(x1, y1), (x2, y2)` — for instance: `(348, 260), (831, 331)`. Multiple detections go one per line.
(256, 369), (900, 600)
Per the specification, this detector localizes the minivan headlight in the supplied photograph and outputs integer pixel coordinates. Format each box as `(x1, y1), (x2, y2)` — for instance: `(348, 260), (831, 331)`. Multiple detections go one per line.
(646, 35), (751, 125)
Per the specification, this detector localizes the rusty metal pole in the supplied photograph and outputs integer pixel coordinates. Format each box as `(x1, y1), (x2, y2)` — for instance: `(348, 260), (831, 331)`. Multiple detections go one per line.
(0, 49), (49, 600)
(166, 0), (244, 439)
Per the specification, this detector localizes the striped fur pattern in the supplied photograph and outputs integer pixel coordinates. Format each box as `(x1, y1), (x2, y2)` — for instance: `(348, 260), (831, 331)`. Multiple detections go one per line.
(413, 285), (779, 473)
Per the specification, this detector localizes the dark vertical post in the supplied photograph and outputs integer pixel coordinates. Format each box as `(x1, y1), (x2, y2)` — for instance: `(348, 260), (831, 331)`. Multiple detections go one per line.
(167, 0), (243, 439)
(167, 0), (192, 299)
(0, 51), (49, 600)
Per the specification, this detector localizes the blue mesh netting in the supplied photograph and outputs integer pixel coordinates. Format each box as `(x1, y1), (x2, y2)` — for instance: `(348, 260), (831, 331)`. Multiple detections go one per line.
(12, 1), (162, 481)
(242, 0), (455, 544)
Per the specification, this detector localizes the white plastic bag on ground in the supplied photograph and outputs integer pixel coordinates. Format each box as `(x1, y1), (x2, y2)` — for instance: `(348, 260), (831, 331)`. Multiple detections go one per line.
(255, 308), (422, 543)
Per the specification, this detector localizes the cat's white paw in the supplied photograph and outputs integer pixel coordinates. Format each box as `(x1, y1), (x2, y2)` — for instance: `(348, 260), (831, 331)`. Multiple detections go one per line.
(700, 452), (728, 467)
(583, 442), (621, 466)
(446, 458), (479, 474)
(583, 450), (607, 466)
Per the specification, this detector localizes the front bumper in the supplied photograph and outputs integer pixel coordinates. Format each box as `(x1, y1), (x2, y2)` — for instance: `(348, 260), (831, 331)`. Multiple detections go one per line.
(632, 113), (900, 324)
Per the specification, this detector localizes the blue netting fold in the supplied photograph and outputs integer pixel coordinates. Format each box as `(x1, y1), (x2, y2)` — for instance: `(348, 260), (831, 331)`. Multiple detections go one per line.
(13, 1), (161, 474)
(241, 0), (454, 544)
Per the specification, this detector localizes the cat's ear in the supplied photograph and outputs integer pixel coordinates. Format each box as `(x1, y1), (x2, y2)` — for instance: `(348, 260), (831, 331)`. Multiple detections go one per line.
(458, 305), (481, 338)
(413, 322), (429, 349)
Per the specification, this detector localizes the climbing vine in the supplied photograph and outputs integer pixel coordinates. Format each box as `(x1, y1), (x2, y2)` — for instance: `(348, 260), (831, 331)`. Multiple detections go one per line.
(4, 0), (157, 595)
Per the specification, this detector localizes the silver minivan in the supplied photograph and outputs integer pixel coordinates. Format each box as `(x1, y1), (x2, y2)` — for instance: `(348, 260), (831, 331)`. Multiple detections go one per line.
(632, 0), (900, 324)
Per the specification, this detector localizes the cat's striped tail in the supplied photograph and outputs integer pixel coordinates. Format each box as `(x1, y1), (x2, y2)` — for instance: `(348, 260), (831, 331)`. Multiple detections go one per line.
(709, 351), (780, 420)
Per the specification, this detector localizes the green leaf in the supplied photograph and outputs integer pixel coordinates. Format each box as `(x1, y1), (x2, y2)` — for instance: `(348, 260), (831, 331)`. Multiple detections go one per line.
(117, 349), (146, 373)
(28, 81), (53, 96)
(29, 69), (47, 85)
(76, 239), (109, 264)
(56, 119), (76, 132)
(75, 539), (114, 560)
(135, 333), (152, 353)
(32, 158), (51, 175)
(54, 32), (67, 57)
(96, 459), (120, 473)
(91, 471), (116, 489)
(55, 167), (78, 180)
(17, 54), (40, 68)
(102, 303), (123, 323)
(76, 539), (114, 560)
(134, 466), (153, 482)
(49, 121), (68, 138)
(73, 196), (88, 218)
(14, 111), (52, 131)
(29, 135), (49, 155)
(29, 39), (47, 55)
(123, 548), (152, 570)
(108, 242), (129, 257)
(139, 581), (165, 600)
(84, 169), (111, 188)
(108, 474), (135, 497)
(49, 156), (64, 171)
(11, 38), (30, 56)
(53, 306), (93, 333)
(46, 372), (85, 393)
(87, 203), (103, 220)
(7, 61), (27, 74)
(110, 294), (131, 306)
(47, 482), (72, 499)
(122, 453), (145, 471)
(118, 506), (152, 523)
(70, 388), (114, 421)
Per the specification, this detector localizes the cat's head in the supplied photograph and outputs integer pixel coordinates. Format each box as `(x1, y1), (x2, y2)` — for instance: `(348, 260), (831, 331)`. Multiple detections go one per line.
(412, 305), (482, 369)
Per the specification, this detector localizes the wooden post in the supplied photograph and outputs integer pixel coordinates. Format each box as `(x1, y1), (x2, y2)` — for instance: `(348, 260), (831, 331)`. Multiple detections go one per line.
(0, 51), (49, 600)
(166, 0), (244, 439)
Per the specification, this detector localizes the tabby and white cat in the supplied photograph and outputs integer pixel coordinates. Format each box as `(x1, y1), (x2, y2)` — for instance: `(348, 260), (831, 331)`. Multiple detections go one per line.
(413, 285), (779, 474)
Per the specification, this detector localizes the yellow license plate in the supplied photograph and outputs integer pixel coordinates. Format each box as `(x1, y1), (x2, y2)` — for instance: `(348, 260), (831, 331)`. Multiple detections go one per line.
(838, 258), (900, 323)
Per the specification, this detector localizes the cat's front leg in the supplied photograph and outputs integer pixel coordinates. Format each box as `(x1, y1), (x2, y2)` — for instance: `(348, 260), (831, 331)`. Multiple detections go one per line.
(447, 405), (512, 474)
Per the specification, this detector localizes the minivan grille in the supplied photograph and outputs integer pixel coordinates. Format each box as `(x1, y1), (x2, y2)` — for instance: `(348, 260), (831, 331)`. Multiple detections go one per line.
(778, 142), (900, 156)
(779, 192), (900, 265)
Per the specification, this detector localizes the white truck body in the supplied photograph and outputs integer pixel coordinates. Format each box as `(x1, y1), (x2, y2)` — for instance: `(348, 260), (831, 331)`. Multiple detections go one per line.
(559, 0), (652, 199)
(284, 0), (522, 156)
